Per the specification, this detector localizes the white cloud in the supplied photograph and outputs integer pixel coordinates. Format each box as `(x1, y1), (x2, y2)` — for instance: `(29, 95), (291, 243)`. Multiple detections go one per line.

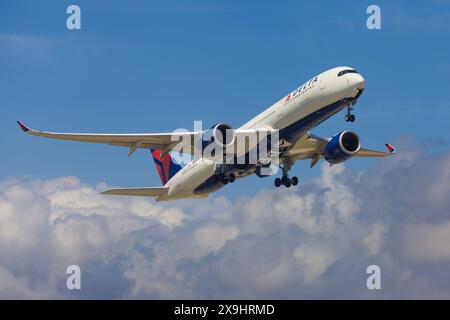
(402, 221), (450, 262)
(194, 223), (239, 254)
(363, 223), (387, 257)
(293, 243), (338, 284)
(1, 142), (450, 298)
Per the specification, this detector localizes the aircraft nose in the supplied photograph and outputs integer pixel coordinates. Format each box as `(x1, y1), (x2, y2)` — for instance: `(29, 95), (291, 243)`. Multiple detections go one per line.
(349, 73), (365, 90)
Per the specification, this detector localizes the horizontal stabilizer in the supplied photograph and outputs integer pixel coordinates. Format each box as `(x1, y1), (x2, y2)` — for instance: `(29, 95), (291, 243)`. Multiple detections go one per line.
(101, 187), (167, 197)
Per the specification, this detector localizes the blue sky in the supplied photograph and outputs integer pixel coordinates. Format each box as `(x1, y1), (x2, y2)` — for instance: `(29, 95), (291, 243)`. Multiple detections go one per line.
(2, 0), (450, 300)
(1, 0), (450, 198)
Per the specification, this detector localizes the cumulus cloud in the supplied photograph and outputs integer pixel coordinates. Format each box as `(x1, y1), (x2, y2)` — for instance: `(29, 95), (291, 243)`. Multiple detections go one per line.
(293, 243), (338, 284)
(363, 223), (387, 257)
(1, 140), (450, 299)
(402, 221), (450, 262)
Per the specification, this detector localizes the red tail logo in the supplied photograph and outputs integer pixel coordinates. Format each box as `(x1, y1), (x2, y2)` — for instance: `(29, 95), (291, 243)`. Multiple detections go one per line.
(150, 149), (182, 185)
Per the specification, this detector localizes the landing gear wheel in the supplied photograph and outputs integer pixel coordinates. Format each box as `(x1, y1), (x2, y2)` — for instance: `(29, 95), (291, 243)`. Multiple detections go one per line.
(291, 176), (299, 186)
(229, 173), (235, 183)
(281, 176), (288, 185)
(345, 114), (355, 122)
(274, 177), (281, 187)
(222, 175), (229, 184)
(285, 179), (292, 188)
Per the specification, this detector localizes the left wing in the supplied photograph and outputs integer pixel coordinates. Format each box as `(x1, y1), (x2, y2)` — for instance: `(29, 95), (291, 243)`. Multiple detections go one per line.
(17, 121), (199, 156)
(17, 121), (276, 158)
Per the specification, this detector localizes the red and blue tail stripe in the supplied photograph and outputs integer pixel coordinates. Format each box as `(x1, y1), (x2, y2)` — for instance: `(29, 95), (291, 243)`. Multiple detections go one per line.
(151, 149), (182, 185)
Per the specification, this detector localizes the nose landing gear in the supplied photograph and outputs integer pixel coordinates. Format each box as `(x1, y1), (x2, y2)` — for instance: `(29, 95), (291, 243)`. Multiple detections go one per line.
(345, 105), (356, 122)
(344, 102), (356, 122)
(345, 114), (355, 122)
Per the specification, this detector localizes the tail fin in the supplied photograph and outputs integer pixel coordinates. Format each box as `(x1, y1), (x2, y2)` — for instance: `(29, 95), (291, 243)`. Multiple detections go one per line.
(151, 149), (182, 185)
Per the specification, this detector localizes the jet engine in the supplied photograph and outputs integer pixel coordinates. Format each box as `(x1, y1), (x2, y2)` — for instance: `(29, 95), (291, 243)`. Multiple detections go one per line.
(201, 123), (236, 152)
(324, 130), (361, 164)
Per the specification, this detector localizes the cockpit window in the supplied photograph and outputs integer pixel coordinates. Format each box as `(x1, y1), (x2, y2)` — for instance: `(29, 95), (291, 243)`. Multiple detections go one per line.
(337, 69), (358, 77)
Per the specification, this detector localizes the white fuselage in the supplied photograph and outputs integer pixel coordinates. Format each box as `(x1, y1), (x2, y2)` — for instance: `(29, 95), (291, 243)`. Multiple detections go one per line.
(157, 66), (365, 200)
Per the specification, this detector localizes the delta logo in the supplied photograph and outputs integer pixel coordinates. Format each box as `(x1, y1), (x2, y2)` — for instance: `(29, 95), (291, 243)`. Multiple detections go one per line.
(284, 77), (318, 104)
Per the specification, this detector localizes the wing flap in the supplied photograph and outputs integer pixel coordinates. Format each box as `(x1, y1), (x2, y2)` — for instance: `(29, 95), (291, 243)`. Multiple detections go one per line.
(286, 132), (328, 160)
(101, 187), (167, 197)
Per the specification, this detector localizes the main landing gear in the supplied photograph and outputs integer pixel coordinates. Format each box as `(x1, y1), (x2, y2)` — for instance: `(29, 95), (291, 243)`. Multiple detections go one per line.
(220, 152), (236, 185)
(221, 173), (235, 185)
(274, 175), (298, 188)
(274, 158), (299, 188)
(345, 103), (356, 122)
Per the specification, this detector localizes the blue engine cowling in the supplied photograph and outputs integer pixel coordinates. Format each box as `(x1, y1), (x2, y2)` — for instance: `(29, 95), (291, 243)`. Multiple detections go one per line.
(324, 131), (361, 164)
(201, 123), (235, 152)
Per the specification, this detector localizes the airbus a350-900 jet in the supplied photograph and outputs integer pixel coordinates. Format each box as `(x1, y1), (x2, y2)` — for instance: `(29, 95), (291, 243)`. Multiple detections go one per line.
(18, 66), (395, 201)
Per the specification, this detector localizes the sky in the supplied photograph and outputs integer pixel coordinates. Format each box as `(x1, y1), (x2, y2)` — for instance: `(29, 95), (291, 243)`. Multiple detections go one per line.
(1, 0), (450, 299)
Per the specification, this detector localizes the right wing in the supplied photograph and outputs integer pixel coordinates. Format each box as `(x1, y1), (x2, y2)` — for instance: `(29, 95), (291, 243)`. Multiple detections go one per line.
(285, 132), (395, 167)
(17, 121), (199, 156)
(354, 143), (396, 157)
(101, 186), (167, 197)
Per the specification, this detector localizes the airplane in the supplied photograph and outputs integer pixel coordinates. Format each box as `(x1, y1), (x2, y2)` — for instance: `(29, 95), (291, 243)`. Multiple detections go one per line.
(17, 66), (395, 201)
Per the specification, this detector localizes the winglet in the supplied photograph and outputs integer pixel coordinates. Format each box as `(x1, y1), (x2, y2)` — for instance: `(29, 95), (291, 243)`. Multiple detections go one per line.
(17, 120), (30, 133)
(385, 143), (396, 154)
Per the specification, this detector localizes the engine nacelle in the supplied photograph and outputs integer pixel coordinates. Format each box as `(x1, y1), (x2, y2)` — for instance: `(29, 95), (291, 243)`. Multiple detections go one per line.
(201, 123), (236, 152)
(324, 130), (361, 164)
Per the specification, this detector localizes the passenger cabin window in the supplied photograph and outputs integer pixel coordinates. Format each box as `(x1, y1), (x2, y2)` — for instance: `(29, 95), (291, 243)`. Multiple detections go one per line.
(337, 69), (358, 77)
